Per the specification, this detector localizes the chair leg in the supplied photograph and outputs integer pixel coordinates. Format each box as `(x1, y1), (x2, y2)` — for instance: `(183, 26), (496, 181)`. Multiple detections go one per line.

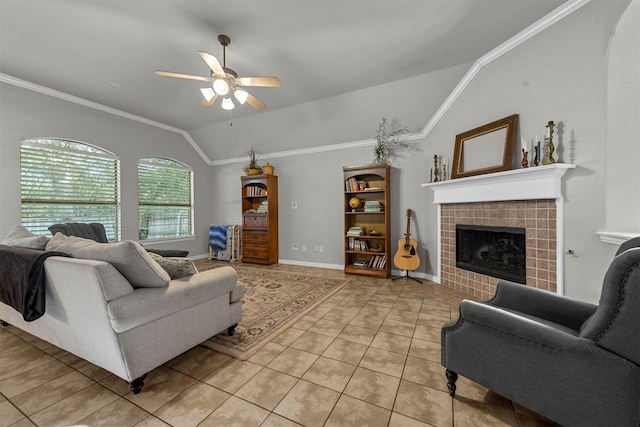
(227, 323), (238, 336)
(446, 369), (458, 397)
(0, 320), (8, 327)
(129, 373), (147, 394)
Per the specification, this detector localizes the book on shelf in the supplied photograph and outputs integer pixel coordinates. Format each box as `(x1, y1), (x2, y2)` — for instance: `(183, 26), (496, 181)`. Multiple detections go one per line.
(346, 226), (365, 236)
(368, 254), (386, 269)
(363, 201), (383, 212)
(352, 259), (369, 267)
(348, 237), (369, 251)
(244, 185), (266, 197)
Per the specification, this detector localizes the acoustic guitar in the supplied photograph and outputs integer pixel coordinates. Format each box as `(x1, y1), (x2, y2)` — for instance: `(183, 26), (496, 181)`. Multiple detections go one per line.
(393, 209), (420, 271)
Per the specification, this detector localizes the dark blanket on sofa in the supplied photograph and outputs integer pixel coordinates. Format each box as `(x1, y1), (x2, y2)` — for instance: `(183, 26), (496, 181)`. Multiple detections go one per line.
(0, 244), (68, 322)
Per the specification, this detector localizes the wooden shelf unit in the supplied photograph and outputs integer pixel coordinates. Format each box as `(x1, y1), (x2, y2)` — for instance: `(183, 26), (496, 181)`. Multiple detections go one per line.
(343, 164), (391, 278)
(241, 174), (278, 264)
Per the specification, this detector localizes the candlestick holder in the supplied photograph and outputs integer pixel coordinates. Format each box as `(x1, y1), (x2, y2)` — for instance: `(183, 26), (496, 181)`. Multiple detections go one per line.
(543, 121), (556, 165)
(521, 149), (529, 168)
(533, 145), (540, 166)
(433, 155), (440, 182)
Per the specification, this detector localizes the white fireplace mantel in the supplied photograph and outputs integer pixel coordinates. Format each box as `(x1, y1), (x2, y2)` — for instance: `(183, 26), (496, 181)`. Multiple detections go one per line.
(421, 163), (576, 295)
(420, 163), (576, 204)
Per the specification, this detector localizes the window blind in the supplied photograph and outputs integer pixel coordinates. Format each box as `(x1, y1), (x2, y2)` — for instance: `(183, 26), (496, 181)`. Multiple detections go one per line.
(20, 139), (120, 240)
(138, 158), (193, 240)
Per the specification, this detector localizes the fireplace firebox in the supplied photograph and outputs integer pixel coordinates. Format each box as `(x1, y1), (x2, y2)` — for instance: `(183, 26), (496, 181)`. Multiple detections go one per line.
(456, 225), (526, 284)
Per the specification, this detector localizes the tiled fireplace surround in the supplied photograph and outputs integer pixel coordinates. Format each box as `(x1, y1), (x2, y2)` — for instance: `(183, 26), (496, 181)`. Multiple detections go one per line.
(423, 164), (575, 300)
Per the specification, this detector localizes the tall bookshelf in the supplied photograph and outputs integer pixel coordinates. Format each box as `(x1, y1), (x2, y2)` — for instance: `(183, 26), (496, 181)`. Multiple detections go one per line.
(241, 174), (278, 264)
(343, 164), (391, 278)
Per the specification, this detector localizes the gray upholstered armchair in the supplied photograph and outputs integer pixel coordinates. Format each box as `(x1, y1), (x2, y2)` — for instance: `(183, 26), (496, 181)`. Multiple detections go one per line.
(441, 239), (640, 427)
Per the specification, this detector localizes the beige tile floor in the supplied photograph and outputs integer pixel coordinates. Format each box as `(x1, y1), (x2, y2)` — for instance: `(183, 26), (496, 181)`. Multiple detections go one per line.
(0, 263), (559, 427)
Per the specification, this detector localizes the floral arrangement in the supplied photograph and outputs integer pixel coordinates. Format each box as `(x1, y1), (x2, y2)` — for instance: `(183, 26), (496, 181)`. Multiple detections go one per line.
(373, 117), (411, 162)
(244, 148), (263, 174)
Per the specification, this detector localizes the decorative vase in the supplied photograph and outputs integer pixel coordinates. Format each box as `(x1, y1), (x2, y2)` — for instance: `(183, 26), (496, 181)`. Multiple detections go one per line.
(263, 163), (274, 175)
(246, 168), (262, 176)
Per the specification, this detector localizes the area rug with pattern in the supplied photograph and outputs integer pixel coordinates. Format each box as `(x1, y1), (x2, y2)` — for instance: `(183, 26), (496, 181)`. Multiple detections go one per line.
(195, 261), (349, 360)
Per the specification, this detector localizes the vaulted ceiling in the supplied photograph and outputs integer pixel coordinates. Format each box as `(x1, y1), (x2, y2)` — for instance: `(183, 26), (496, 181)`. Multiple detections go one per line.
(1, 1), (566, 153)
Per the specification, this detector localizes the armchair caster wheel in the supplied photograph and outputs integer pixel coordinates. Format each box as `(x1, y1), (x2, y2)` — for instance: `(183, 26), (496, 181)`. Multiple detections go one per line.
(446, 369), (458, 397)
(129, 373), (148, 394)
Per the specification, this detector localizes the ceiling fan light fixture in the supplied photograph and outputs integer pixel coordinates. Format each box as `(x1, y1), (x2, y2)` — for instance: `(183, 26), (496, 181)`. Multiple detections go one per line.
(200, 87), (215, 102)
(234, 88), (248, 104)
(213, 78), (230, 96)
(221, 96), (235, 110)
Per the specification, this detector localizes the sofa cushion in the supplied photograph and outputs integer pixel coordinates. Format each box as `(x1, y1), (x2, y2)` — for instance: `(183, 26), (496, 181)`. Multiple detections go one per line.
(46, 233), (170, 288)
(148, 252), (198, 279)
(2, 224), (50, 250)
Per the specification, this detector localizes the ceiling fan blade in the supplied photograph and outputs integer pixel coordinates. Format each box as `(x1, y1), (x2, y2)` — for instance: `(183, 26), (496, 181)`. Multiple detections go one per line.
(201, 92), (219, 106)
(155, 70), (211, 82)
(246, 93), (267, 110)
(237, 76), (281, 87)
(199, 51), (225, 76)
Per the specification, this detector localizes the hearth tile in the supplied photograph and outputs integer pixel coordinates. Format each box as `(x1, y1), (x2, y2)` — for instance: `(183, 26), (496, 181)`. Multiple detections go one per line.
(409, 338), (441, 363)
(76, 397), (148, 426)
(379, 318), (416, 337)
(302, 356), (356, 392)
(359, 347), (406, 378)
(325, 394), (391, 427)
(30, 383), (119, 426)
(370, 331), (412, 355)
(247, 342), (287, 366)
(272, 327), (306, 346)
(199, 396), (269, 427)
(453, 391), (518, 426)
(202, 359), (262, 393)
(337, 325), (377, 345)
(267, 347), (319, 377)
(389, 412), (432, 426)
(154, 382), (229, 426)
(235, 367), (297, 410)
(274, 380), (340, 427)
(322, 338), (368, 365)
(125, 366), (197, 413)
(12, 370), (95, 415)
(344, 367), (400, 409)
(413, 324), (441, 343)
(308, 318), (347, 338)
(0, 357), (73, 398)
(393, 380), (452, 426)
(402, 356), (448, 392)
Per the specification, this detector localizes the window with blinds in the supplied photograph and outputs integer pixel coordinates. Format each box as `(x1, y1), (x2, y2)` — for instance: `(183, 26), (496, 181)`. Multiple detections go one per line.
(20, 139), (120, 241)
(138, 158), (193, 240)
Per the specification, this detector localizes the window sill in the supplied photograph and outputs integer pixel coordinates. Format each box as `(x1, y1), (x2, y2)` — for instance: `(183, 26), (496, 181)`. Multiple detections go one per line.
(139, 235), (196, 246)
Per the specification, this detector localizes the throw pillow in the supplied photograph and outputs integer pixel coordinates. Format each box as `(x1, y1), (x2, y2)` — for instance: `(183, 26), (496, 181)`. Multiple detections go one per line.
(46, 233), (170, 288)
(148, 252), (198, 279)
(2, 224), (50, 250)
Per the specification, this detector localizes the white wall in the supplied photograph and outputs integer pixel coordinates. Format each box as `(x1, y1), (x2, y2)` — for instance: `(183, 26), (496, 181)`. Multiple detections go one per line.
(206, 0), (636, 303)
(0, 83), (214, 256)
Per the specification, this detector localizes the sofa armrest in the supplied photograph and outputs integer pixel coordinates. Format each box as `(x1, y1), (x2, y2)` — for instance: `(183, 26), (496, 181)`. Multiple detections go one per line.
(486, 281), (597, 331)
(108, 266), (237, 333)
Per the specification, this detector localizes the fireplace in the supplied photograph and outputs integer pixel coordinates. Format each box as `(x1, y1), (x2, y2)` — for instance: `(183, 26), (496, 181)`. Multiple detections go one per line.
(456, 225), (526, 284)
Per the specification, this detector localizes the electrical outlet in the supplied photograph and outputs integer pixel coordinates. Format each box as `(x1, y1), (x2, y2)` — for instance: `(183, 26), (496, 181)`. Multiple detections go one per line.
(291, 202), (297, 209)
(319, 246), (324, 253)
(292, 244), (299, 251)
(302, 245), (307, 251)
(314, 246), (319, 253)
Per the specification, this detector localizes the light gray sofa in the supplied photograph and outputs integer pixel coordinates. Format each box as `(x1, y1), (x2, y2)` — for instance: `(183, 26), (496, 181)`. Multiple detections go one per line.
(0, 252), (243, 394)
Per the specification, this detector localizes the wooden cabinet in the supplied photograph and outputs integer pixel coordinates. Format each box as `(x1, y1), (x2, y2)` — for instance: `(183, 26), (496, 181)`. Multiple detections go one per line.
(343, 164), (391, 278)
(241, 174), (278, 264)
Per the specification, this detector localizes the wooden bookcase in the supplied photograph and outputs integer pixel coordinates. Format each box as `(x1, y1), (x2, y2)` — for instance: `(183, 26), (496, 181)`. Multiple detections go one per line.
(343, 164), (391, 278)
(241, 174), (278, 264)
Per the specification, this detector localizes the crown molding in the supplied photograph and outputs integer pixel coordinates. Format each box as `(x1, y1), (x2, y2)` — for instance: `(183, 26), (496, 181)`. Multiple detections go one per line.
(0, 0), (589, 166)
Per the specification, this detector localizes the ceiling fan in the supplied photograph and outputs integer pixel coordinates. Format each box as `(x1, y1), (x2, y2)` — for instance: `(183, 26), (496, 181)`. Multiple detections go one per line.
(155, 34), (281, 110)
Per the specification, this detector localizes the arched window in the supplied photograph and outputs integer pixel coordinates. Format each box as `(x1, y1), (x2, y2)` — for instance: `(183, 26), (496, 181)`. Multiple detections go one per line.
(20, 138), (121, 241)
(138, 157), (193, 240)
